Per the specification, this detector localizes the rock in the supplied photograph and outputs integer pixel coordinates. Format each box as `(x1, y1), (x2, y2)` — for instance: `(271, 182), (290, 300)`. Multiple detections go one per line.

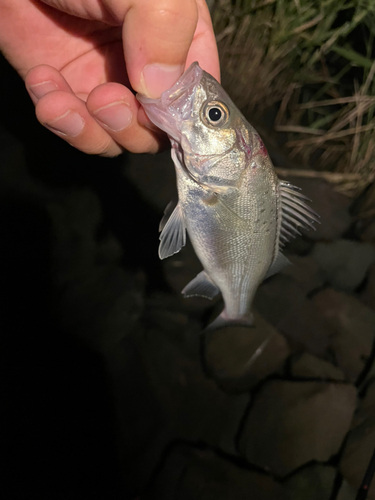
(285, 465), (356, 500)
(143, 294), (190, 337)
(356, 383), (375, 426)
(46, 189), (164, 491)
(280, 254), (325, 295)
(47, 189), (145, 350)
(339, 381), (375, 497)
(312, 288), (375, 381)
(361, 262), (375, 311)
(254, 274), (335, 356)
(354, 183), (375, 242)
(337, 480), (358, 500)
(105, 338), (165, 491)
(339, 381), (375, 498)
(58, 267), (144, 351)
(360, 219), (375, 243)
(145, 291), (213, 322)
(203, 312), (290, 392)
(282, 177), (353, 241)
(340, 394), (375, 500)
(311, 239), (375, 292)
(290, 352), (345, 381)
(285, 464), (336, 500)
(145, 446), (288, 500)
(47, 189), (104, 285)
(161, 240), (219, 315)
(284, 234), (315, 256)
(239, 380), (357, 476)
(134, 323), (250, 456)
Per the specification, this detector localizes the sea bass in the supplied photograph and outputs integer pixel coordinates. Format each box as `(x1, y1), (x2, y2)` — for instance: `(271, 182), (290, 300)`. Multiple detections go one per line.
(137, 63), (319, 328)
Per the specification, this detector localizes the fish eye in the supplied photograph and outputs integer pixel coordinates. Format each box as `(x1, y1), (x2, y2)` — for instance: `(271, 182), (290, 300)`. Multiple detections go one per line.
(208, 107), (222, 122)
(202, 101), (229, 127)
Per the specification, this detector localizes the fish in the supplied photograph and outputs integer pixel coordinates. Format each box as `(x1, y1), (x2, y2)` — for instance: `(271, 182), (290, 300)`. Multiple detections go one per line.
(137, 62), (319, 329)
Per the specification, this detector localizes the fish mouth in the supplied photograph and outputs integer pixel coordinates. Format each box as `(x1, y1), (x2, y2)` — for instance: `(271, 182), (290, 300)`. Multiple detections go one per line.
(137, 62), (203, 141)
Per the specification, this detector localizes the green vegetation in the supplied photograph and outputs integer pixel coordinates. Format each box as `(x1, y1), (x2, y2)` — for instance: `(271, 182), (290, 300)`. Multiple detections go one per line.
(213, 0), (375, 199)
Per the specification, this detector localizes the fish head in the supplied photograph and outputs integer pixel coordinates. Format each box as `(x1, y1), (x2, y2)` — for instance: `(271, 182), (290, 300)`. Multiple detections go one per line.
(137, 63), (253, 186)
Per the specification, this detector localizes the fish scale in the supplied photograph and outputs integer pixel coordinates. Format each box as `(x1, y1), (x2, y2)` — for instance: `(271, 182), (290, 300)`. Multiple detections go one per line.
(137, 63), (319, 329)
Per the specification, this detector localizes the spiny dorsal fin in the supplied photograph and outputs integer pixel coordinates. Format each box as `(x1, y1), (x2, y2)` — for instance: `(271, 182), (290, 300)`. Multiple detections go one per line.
(182, 270), (220, 299)
(158, 202), (186, 260)
(279, 181), (320, 244)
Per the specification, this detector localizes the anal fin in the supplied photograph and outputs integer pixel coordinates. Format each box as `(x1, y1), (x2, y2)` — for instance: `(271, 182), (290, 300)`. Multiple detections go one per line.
(182, 271), (220, 299)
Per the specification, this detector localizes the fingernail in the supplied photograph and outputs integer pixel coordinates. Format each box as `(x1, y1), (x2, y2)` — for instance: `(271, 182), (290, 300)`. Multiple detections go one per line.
(29, 80), (58, 99)
(47, 110), (84, 137)
(93, 102), (132, 132)
(141, 63), (184, 98)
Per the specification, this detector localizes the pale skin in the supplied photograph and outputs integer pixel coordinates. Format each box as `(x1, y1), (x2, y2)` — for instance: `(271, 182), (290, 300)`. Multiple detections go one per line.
(0, 0), (220, 156)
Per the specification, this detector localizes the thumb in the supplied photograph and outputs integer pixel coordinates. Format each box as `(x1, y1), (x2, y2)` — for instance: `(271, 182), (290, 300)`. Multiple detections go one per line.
(121, 0), (198, 98)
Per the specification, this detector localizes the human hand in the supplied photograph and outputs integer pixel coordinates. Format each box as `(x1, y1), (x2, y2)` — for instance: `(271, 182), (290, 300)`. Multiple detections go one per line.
(0, 0), (219, 156)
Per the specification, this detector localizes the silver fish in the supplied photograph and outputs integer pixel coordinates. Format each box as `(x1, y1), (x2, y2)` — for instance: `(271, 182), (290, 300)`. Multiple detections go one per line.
(137, 63), (319, 328)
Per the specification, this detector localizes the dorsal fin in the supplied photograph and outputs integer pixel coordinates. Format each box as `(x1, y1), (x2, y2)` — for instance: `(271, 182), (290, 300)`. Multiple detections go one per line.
(279, 181), (320, 245)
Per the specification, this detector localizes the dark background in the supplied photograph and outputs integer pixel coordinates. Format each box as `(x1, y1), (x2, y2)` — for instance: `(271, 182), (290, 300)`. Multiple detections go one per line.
(1, 53), (158, 500)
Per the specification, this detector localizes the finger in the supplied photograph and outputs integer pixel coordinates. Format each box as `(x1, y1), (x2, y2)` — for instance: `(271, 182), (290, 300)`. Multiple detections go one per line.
(186, 0), (220, 82)
(35, 89), (124, 156)
(26, 66), (122, 156)
(25, 65), (74, 105)
(121, 0), (199, 97)
(86, 82), (166, 153)
(27, 66), (164, 155)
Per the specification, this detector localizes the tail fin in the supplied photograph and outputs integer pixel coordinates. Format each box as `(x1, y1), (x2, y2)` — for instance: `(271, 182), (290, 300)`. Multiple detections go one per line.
(206, 310), (254, 330)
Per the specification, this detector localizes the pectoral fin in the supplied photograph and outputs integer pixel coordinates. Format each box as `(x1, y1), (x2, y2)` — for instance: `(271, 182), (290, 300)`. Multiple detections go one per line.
(159, 200), (175, 232)
(158, 202), (186, 260)
(182, 271), (220, 299)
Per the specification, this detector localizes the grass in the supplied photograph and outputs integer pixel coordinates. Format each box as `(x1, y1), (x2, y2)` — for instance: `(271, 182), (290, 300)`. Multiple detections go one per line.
(213, 0), (375, 203)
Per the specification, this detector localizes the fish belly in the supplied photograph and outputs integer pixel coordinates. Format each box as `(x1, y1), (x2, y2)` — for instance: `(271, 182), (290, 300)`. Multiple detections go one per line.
(180, 183), (277, 319)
